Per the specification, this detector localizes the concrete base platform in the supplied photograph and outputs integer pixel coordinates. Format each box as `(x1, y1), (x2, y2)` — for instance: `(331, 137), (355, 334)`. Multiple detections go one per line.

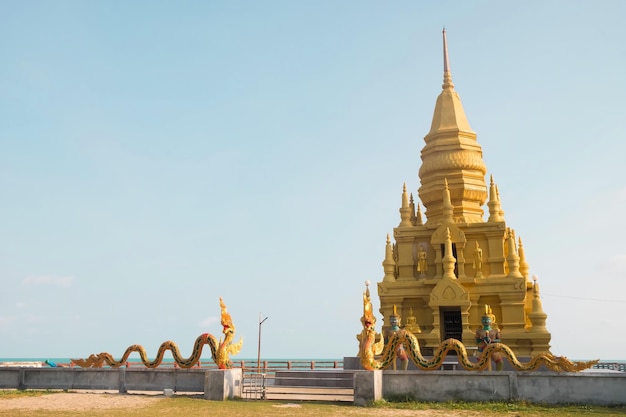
(1, 366), (625, 406)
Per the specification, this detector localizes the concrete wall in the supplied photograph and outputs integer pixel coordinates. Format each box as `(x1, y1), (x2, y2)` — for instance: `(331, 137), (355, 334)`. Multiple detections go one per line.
(1, 367), (624, 406)
(373, 370), (626, 406)
(0, 367), (231, 396)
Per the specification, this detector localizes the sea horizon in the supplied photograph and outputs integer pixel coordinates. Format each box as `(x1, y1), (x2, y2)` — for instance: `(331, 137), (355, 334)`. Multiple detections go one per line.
(2, 357), (624, 364)
(0, 357), (346, 364)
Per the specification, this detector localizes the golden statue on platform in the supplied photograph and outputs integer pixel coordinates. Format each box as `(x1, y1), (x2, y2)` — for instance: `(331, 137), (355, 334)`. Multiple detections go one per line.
(404, 307), (422, 334)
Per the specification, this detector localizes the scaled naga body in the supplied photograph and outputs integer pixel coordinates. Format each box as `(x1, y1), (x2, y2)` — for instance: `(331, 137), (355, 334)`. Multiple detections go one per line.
(72, 297), (242, 369)
(358, 285), (597, 372)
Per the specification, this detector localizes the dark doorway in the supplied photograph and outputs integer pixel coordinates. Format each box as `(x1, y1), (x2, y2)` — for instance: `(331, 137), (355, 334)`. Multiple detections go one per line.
(442, 308), (462, 342)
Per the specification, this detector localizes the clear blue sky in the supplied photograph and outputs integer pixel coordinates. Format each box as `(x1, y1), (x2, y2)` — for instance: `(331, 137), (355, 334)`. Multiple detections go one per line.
(1, 1), (625, 362)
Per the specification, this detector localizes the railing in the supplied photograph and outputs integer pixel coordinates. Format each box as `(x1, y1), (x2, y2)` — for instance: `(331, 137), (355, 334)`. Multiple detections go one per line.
(74, 359), (343, 371)
(238, 360), (343, 373)
(237, 360), (346, 401)
(592, 362), (626, 372)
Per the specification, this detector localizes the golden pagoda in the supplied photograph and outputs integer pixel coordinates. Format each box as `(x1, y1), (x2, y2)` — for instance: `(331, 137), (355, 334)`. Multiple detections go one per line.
(377, 30), (552, 357)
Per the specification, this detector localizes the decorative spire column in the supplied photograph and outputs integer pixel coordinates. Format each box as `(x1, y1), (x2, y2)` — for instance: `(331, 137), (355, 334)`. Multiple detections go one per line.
(442, 228), (457, 279)
(382, 234), (396, 282)
(487, 175), (504, 222)
(399, 183), (413, 227)
(518, 237), (530, 279)
(527, 276), (551, 354)
(505, 228), (523, 278)
(528, 276), (548, 332)
(415, 203), (423, 226)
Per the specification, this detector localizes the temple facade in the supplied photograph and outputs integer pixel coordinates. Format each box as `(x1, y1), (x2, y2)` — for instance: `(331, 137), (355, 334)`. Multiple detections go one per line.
(377, 30), (552, 356)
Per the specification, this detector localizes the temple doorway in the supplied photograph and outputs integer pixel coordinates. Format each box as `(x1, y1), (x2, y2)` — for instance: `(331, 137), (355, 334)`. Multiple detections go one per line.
(441, 308), (462, 342)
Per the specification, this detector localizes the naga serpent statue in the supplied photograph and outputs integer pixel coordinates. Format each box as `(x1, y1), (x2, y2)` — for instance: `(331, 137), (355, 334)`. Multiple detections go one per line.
(72, 297), (243, 369)
(358, 283), (597, 372)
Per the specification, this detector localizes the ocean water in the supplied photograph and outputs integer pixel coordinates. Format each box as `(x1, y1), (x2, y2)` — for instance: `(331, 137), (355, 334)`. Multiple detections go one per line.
(3, 357), (622, 362)
(0, 357), (344, 365)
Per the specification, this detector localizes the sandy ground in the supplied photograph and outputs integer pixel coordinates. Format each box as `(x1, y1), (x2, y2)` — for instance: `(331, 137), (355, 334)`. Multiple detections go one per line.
(0, 391), (163, 412)
(0, 392), (484, 416)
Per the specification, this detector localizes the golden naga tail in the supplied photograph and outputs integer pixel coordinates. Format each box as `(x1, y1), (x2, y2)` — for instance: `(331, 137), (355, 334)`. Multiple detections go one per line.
(72, 297), (242, 369)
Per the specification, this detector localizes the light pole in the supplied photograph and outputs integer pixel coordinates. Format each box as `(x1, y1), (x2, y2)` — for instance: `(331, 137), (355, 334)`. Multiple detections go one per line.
(257, 314), (268, 374)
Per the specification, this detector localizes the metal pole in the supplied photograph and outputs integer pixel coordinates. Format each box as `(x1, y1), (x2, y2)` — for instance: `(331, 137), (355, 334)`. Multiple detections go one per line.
(257, 314), (268, 374)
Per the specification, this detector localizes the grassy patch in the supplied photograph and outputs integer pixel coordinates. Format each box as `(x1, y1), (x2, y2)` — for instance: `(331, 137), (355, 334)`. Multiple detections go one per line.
(0, 389), (60, 399)
(371, 399), (626, 415)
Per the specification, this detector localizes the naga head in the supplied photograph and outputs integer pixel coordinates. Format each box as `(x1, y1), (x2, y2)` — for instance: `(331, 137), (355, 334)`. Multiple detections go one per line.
(219, 297), (235, 336)
(360, 281), (376, 331)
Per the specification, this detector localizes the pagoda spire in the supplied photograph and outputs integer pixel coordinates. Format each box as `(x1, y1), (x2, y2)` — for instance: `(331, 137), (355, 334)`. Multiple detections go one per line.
(442, 27), (454, 90)
(418, 30), (488, 224)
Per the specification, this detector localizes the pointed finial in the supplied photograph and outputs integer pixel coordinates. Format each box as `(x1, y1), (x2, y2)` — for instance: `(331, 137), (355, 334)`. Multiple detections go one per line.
(443, 27), (450, 73)
(528, 275), (548, 332)
(383, 233), (396, 282)
(442, 28), (454, 90)
(399, 183), (412, 226)
(495, 185), (505, 219)
(519, 237), (529, 279)
(533, 275), (540, 296)
(409, 193), (417, 225)
(402, 182), (409, 207)
(416, 202), (423, 226)
(487, 175), (504, 222)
